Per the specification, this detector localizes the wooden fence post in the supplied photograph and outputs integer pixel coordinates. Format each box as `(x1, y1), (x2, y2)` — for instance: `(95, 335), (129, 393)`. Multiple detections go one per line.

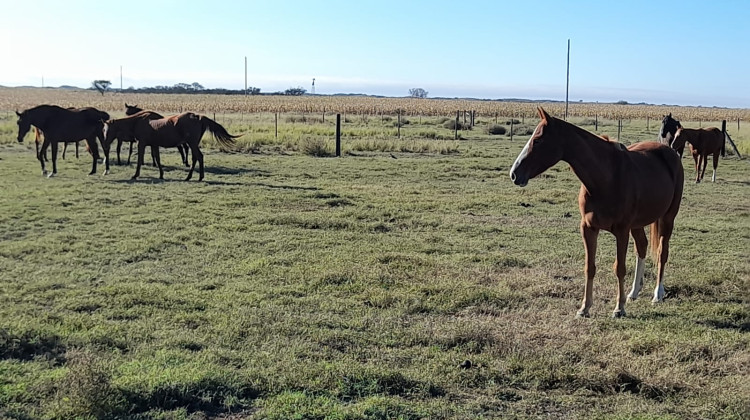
(397, 110), (401, 138)
(275, 112), (278, 138)
(595, 115), (598, 131)
(617, 119), (622, 141)
(510, 118), (514, 141)
(336, 114), (341, 157)
(455, 111), (459, 140)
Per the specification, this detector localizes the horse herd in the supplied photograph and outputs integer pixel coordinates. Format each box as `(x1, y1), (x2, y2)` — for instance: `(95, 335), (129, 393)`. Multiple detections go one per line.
(14, 104), (240, 181)
(14, 104), (730, 318)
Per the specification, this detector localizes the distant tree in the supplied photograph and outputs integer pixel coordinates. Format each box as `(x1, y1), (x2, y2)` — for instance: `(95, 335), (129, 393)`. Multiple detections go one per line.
(409, 88), (428, 98)
(247, 87), (261, 95)
(285, 86), (307, 96)
(92, 80), (111, 95)
(616, 100), (629, 105)
(191, 82), (204, 91)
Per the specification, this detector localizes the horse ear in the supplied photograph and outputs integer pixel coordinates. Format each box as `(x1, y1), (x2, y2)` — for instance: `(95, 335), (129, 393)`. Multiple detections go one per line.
(125, 103), (129, 107)
(537, 107), (552, 123)
(15, 110), (21, 117)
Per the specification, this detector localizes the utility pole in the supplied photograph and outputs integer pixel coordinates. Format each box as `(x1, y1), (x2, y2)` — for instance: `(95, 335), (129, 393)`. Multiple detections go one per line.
(565, 39), (570, 120)
(244, 56), (247, 95)
(120, 65), (123, 91)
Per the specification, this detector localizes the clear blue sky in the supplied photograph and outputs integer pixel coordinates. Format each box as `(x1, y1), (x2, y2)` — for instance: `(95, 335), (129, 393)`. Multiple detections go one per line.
(2, 0), (749, 107)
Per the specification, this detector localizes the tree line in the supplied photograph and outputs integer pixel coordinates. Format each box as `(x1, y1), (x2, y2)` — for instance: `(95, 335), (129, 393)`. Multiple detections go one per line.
(91, 80), (306, 96)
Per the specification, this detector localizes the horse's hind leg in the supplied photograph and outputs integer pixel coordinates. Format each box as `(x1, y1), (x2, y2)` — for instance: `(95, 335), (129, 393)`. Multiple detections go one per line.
(693, 153), (701, 184)
(185, 143), (201, 181)
(50, 141), (58, 177)
(699, 154), (709, 182)
(75, 141), (79, 159)
(132, 141), (147, 180)
(611, 230), (630, 318)
(62, 142), (68, 160)
(711, 152), (719, 182)
(627, 227), (648, 301)
(653, 218), (674, 303)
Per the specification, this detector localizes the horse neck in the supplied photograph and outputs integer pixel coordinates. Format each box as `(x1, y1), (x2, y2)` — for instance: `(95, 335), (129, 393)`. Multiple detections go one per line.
(559, 123), (618, 195)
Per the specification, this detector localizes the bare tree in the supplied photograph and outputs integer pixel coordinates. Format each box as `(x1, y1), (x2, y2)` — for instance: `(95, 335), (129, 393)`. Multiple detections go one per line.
(92, 80), (111, 96)
(409, 88), (428, 98)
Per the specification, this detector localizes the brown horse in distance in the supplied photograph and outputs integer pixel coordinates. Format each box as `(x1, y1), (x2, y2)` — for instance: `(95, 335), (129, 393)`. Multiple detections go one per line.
(16, 105), (110, 176)
(510, 107), (684, 318)
(104, 111), (239, 181)
(671, 126), (725, 183)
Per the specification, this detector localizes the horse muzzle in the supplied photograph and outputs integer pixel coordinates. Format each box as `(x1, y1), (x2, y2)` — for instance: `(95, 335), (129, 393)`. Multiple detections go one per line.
(510, 170), (528, 187)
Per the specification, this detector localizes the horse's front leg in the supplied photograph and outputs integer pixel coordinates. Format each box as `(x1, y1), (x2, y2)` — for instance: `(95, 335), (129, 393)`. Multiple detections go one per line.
(152, 146), (164, 179)
(62, 142), (68, 160)
(692, 153), (701, 183)
(117, 139), (123, 165)
(75, 141), (79, 159)
(612, 230), (630, 318)
(577, 223), (599, 318)
(86, 137), (99, 175)
(38, 139), (51, 175)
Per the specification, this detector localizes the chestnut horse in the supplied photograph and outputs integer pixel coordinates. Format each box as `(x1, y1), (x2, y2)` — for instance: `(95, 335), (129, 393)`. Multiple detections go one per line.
(104, 111), (239, 181)
(660, 113), (725, 183)
(16, 105), (109, 177)
(510, 108), (684, 318)
(672, 128), (725, 183)
(124, 104), (190, 167)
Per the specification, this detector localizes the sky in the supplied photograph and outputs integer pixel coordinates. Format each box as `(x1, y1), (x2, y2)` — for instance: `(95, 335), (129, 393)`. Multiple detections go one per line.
(1, 0), (749, 108)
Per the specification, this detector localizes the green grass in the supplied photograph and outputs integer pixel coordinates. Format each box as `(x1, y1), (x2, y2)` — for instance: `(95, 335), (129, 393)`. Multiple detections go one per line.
(0, 114), (749, 419)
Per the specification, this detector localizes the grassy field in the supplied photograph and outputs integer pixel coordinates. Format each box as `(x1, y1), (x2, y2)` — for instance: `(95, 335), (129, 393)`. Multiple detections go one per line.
(1, 105), (749, 419)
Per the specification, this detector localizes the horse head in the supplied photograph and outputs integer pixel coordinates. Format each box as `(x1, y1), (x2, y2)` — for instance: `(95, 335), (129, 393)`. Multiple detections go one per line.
(659, 113), (681, 142)
(125, 104), (142, 116)
(669, 128), (687, 157)
(15, 110), (31, 143)
(509, 107), (565, 187)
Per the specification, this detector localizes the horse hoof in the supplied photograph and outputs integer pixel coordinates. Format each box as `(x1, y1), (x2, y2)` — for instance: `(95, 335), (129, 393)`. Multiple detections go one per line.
(42, 171), (47, 176)
(651, 298), (663, 304)
(103, 170), (110, 176)
(611, 310), (626, 318)
(47, 172), (55, 178)
(575, 310), (590, 319)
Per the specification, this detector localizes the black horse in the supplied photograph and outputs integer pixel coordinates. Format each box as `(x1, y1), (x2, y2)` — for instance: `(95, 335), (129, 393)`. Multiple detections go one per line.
(124, 104), (190, 167)
(16, 105), (110, 177)
(659, 113), (684, 156)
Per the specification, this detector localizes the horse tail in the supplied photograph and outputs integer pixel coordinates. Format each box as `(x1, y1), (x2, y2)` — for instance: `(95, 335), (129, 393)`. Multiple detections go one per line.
(721, 124), (726, 158)
(199, 115), (240, 150)
(650, 219), (661, 261)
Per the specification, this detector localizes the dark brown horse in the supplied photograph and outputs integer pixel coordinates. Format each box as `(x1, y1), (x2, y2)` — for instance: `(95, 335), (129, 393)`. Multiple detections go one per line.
(16, 105), (110, 176)
(510, 107), (684, 318)
(671, 126), (726, 183)
(105, 104), (164, 166)
(104, 111), (239, 181)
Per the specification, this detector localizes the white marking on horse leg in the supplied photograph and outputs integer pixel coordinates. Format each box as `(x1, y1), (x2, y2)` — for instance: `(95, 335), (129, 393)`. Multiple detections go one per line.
(712, 169), (716, 183)
(652, 276), (665, 303)
(627, 256), (645, 301)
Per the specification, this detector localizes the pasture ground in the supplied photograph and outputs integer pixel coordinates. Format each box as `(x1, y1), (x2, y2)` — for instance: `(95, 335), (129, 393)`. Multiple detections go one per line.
(0, 113), (749, 419)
